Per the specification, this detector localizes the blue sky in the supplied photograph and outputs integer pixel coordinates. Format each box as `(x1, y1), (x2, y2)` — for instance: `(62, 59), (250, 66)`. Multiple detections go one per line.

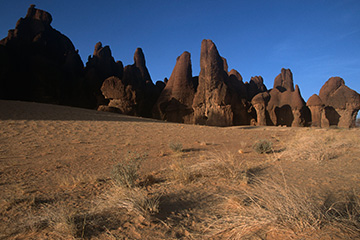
(1, 0), (359, 107)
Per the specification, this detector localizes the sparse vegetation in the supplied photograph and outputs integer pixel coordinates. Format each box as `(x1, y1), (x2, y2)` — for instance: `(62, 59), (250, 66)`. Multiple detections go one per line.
(95, 184), (160, 216)
(169, 141), (183, 153)
(111, 152), (145, 188)
(206, 177), (360, 239)
(282, 129), (355, 163)
(252, 139), (273, 154)
(2, 107), (360, 239)
(41, 203), (78, 239)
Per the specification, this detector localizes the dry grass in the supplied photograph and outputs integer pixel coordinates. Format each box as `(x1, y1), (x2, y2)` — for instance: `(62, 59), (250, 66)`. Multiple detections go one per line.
(169, 142), (183, 153)
(205, 177), (360, 239)
(282, 129), (356, 163)
(252, 139), (273, 154)
(167, 156), (193, 183)
(57, 171), (97, 190)
(168, 151), (250, 184)
(193, 151), (248, 181)
(94, 184), (161, 216)
(40, 203), (78, 239)
(111, 152), (145, 188)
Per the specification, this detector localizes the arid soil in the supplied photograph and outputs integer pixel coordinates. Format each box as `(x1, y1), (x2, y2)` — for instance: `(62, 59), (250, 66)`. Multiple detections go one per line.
(1, 100), (359, 239)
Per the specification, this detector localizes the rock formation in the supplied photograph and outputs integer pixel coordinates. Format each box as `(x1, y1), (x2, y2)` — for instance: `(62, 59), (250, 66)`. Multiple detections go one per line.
(152, 51), (196, 123)
(318, 77), (360, 128)
(192, 40), (231, 126)
(246, 76), (267, 100)
(306, 94), (327, 127)
(99, 48), (161, 118)
(0, 6), (358, 128)
(273, 68), (294, 92)
(252, 68), (310, 127)
(192, 39), (254, 126)
(251, 92), (270, 126)
(0, 4), (86, 107)
(84, 42), (123, 108)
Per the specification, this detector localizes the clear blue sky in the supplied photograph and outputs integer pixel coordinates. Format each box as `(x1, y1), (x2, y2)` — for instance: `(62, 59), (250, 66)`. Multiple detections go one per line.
(1, 0), (359, 107)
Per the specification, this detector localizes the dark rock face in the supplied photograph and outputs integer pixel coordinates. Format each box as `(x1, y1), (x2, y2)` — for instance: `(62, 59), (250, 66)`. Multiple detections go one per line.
(252, 69), (310, 127)
(152, 51), (196, 123)
(134, 48), (151, 83)
(318, 77), (360, 128)
(0, 5), (86, 107)
(84, 42), (123, 108)
(99, 48), (160, 118)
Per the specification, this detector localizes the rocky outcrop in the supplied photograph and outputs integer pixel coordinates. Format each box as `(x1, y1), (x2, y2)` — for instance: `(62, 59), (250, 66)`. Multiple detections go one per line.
(247, 76), (267, 100)
(251, 92), (270, 126)
(306, 94), (327, 127)
(226, 69), (255, 125)
(192, 40), (231, 126)
(192, 39), (253, 126)
(99, 48), (161, 118)
(318, 77), (360, 128)
(273, 68), (294, 92)
(84, 42), (123, 108)
(252, 69), (310, 127)
(0, 4), (86, 107)
(152, 51), (196, 123)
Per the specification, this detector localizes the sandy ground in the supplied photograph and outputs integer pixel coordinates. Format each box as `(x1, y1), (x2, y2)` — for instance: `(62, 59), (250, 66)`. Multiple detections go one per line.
(1, 100), (359, 239)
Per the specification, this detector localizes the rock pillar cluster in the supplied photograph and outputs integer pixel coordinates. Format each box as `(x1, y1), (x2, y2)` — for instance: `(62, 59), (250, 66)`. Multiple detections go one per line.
(1, 5), (359, 128)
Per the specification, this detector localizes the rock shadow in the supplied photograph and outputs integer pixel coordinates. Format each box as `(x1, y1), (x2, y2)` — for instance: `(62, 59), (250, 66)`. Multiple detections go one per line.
(325, 106), (340, 126)
(275, 105), (294, 127)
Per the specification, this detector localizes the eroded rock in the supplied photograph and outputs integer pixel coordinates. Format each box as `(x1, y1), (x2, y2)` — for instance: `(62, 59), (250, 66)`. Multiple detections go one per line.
(318, 77), (360, 128)
(152, 51), (196, 123)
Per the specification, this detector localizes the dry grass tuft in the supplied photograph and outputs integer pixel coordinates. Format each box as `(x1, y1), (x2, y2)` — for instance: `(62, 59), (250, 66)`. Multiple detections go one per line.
(94, 184), (160, 216)
(168, 157), (194, 184)
(57, 171), (96, 190)
(167, 151), (249, 185)
(252, 139), (273, 154)
(191, 151), (251, 183)
(169, 142), (183, 153)
(29, 203), (78, 240)
(111, 152), (145, 188)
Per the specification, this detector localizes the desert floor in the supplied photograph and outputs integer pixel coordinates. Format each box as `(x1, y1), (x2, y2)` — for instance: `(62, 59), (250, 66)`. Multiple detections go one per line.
(1, 100), (360, 239)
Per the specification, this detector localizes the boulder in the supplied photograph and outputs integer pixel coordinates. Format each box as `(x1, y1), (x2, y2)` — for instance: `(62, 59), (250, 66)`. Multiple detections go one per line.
(152, 51), (196, 123)
(319, 77), (360, 128)
(100, 76), (138, 115)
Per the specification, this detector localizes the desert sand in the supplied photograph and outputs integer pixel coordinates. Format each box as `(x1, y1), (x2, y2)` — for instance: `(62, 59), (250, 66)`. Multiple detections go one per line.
(1, 100), (359, 239)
